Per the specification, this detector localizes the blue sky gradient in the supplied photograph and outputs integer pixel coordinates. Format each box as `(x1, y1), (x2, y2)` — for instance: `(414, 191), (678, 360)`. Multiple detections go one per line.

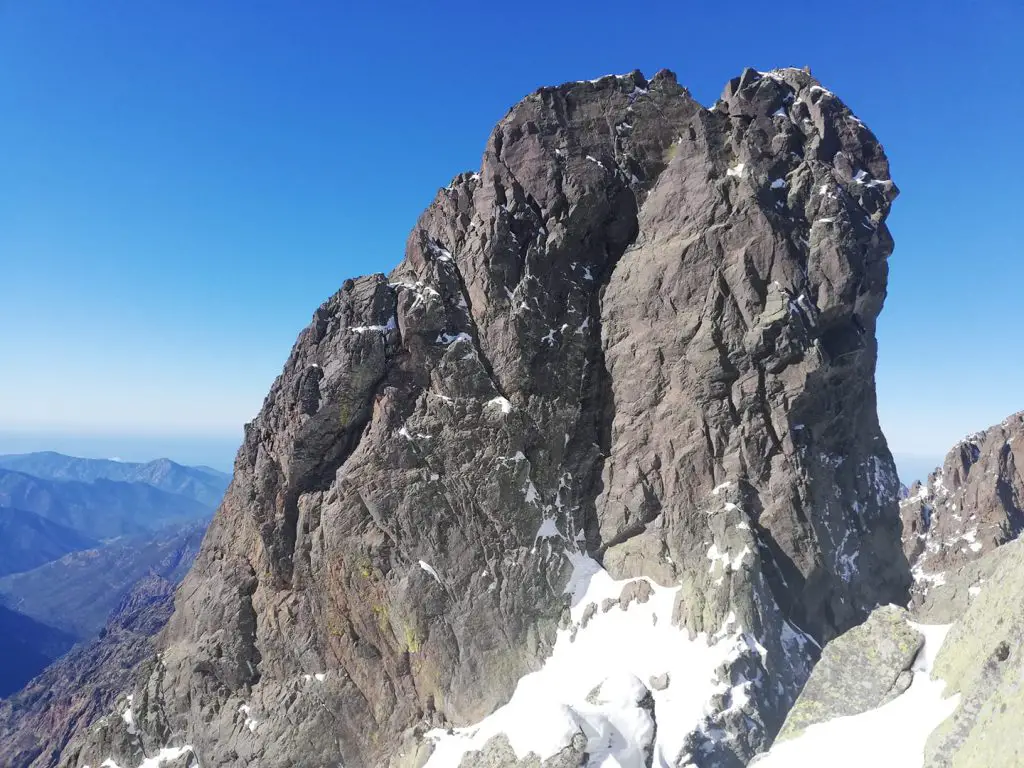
(1, 1), (1021, 477)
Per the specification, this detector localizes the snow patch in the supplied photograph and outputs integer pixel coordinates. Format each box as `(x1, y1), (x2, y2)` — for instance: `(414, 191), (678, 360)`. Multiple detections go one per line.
(424, 553), (762, 766)
(351, 314), (398, 334)
(487, 396), (513, 414)
(436, 331), (472, 346)
(535, 517), (560, 540)
(120, 694), (137, 736)
(707, 543), (750, 576)
(419, 560), (443, 585)
(427, 240), (454, 262)
(523, 479), (541, 505)
(238, 703), (259, 733)
(726, 162), (746, 178)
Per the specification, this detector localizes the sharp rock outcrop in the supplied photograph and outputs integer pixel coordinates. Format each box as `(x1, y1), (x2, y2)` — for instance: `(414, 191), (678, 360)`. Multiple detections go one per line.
(59, 67), (908, 768)
(900, 411), (1024, 599)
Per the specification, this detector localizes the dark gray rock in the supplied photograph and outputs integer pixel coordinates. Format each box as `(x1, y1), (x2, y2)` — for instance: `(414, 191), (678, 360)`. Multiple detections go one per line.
(454, 733), (587, 768)
(648, 672), (670, 691)
(912, 541), (1010, 625)
(55, 67), (907, 768)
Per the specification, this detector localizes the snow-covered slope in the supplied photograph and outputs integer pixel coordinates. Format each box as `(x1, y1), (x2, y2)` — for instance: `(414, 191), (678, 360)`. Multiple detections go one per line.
(425, 553), (813, 767)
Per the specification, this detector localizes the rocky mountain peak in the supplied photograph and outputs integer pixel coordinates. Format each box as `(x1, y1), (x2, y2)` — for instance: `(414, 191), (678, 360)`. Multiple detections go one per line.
(56, 67), (910, 768)
(901, 411), (1024, 598)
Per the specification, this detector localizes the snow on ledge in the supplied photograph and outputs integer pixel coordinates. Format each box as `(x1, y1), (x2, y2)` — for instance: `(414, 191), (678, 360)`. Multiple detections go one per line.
(726, 162), (746, 178)
(487, 396), (513, 414)
(419, 560), (443, 585)
(423, 553), (760, 767)
(94, 746), (197, 768)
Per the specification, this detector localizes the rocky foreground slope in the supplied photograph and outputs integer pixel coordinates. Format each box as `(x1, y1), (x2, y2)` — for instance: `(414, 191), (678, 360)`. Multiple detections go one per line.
(55, 67), (909, 768)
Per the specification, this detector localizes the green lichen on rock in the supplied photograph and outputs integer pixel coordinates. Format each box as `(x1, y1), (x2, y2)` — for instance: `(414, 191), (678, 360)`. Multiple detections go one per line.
(922, 539), (1024, 767)
(404, 625), (422, 654)
(776, 604), (923, 742)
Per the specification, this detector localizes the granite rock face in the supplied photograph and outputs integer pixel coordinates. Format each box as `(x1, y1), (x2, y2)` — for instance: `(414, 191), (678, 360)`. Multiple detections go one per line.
(757, 539), (1024, 767)
(901, 411), (1024, 598)
(59, 67), (907, 768)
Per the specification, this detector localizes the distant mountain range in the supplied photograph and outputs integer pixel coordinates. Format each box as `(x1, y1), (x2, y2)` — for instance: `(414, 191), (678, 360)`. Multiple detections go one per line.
(0, 452), (230, 507)
(0, 451), (226, 704)
(0, 468), (214, 539)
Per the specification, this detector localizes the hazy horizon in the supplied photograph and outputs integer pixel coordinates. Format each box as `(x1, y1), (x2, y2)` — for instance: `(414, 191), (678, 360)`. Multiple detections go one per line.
(0, 427), (962, 487)
(0, 430), (241, 474)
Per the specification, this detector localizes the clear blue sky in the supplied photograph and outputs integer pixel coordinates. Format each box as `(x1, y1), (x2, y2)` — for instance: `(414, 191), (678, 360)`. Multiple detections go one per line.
(1, 1), (1021, 477)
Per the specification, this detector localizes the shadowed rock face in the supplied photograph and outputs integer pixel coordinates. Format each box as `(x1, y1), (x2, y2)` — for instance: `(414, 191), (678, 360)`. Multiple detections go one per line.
(58, 67), (908, 768)
(901, 411), (1024, 598)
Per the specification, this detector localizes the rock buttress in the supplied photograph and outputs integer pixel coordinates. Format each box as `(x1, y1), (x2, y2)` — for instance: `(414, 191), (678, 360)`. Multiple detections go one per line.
(62, 68), (909, 768)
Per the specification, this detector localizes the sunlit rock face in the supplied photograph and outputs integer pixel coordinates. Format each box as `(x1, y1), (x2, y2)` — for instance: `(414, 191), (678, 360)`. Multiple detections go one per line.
(58, 67), (908, 768)
(901, 411), (1024, 599)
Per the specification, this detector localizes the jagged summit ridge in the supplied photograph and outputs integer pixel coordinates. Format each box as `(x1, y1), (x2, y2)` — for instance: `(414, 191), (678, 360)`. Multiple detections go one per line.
(58, 67), (907, 768)
(901, 410), (1024, 597)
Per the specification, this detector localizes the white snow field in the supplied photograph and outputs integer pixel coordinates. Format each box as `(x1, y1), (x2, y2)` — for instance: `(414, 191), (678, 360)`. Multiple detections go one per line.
(425, 553), (776, 767)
